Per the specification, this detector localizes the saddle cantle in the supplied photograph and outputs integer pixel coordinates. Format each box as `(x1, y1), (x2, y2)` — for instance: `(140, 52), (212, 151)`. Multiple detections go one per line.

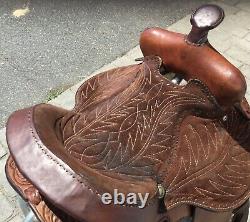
(4, 4), (250, 222)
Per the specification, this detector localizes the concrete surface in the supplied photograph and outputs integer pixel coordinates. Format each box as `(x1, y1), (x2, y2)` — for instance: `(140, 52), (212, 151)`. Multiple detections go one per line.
(0, 0), (207, 127)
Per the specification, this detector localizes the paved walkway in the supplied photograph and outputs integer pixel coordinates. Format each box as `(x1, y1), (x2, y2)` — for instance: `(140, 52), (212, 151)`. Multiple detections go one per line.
(0, 0), (250, 221)
(0, 0), (207, 128)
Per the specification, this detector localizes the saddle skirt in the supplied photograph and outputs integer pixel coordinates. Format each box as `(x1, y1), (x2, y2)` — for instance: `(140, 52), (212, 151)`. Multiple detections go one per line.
(6, 56), (250, 221)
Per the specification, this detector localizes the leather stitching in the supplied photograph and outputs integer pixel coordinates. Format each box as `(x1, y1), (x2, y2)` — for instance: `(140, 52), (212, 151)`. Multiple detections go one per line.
(28, 106), (157, 208)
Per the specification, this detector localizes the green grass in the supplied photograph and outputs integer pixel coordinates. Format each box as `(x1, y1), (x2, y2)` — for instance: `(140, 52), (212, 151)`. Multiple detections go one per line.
(45, 84), (73, 102)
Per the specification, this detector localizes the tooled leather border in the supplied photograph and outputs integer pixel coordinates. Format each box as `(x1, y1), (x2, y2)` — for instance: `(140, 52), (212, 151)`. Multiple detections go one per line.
(6, 106), (160, 221)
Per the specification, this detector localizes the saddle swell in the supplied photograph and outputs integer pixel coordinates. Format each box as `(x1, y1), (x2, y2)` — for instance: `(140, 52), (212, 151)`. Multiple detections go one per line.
(140, 27), (247, 109)
(5, 56), (250, 222)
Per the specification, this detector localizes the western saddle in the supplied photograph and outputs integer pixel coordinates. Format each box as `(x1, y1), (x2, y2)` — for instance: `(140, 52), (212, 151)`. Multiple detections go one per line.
(5, 4), (250, 222)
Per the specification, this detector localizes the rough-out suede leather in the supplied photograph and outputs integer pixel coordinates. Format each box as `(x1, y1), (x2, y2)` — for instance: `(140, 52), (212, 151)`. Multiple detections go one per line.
(5, 56), (250, 222)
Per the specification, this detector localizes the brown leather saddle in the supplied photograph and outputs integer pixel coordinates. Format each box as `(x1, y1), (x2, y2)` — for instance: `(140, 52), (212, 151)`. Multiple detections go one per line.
(5, 4), (250, 222)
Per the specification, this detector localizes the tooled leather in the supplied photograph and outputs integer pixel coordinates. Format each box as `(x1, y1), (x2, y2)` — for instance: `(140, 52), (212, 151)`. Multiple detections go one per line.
(6, 156), (80, 222)
(6, 156), (42, 206)
(59, 56), (250, 211)
(5, 55), (250, 220)
(60, 56), (221, 180)
(7, 156), (192, 222)
(164, 109), (250, 211)
(6, 156), (60, 221)
(61, 58), (221, 179)
(35, 203), (62, 222)
(7, 153), (248, 222)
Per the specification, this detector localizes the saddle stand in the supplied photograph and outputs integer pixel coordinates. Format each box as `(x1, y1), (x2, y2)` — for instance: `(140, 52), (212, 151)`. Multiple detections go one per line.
(5, 4), (250, 222)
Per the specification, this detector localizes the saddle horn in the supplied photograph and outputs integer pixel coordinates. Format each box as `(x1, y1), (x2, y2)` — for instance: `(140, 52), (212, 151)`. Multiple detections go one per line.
(187, 4), (224, 45)
(140, 4), (246, 110)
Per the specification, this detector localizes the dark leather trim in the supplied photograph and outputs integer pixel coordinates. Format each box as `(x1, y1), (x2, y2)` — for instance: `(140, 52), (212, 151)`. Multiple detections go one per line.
(193, 207), (233, 222)
(5, 156), (81, 222)
(6, 106), (161, 222)
(235, 98), (250, 119)
(232, 200), (249, 222)
(7, 152), (244, 222)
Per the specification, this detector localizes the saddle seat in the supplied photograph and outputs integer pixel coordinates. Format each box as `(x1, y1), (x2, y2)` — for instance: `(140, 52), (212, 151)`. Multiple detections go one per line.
(5, 56), (250, 222)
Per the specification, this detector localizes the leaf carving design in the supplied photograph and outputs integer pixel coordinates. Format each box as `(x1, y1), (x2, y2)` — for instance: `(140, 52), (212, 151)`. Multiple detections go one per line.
(164, 109), (250, 210)
(61, 59), (220, 180)
(59, 56), (250, 210)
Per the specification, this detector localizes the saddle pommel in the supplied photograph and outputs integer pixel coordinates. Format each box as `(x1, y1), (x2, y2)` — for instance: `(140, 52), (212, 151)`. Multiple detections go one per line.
(139, 4), (247, 110)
